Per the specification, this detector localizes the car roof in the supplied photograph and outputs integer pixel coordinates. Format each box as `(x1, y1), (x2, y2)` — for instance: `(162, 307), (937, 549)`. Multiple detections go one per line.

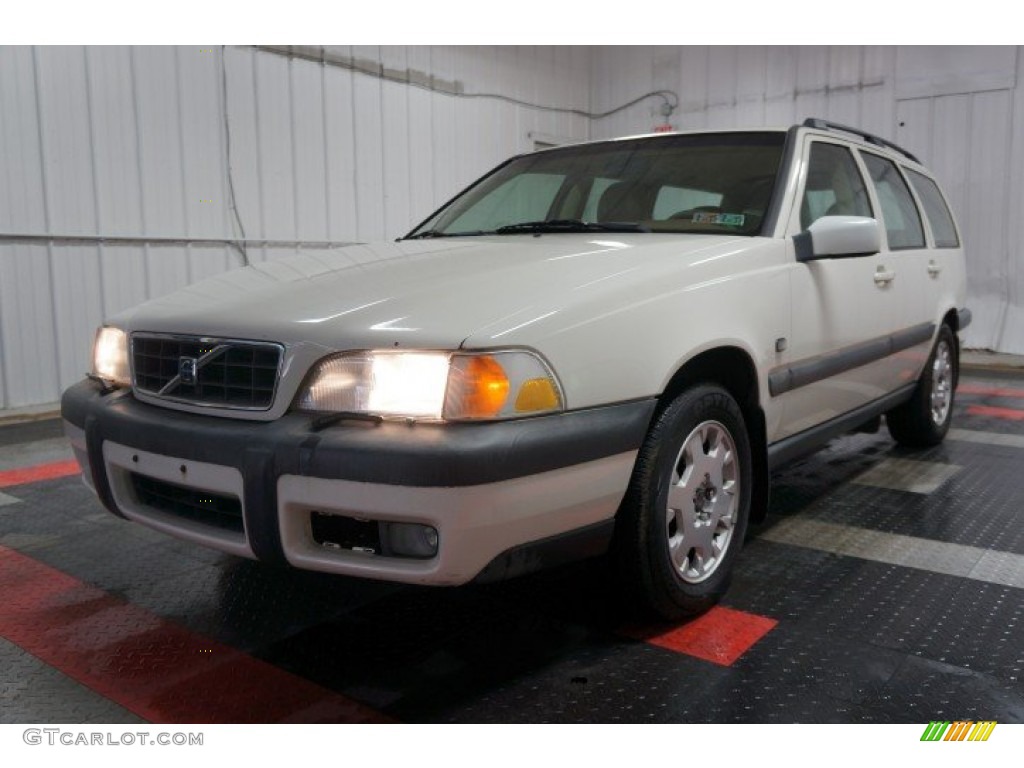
(529, 122), (928, 174)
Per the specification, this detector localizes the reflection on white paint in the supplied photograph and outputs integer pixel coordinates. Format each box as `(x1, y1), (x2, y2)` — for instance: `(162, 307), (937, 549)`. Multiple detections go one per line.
(573, 267), (639, 291)
(370, 317), (420, 332)
(547, 239), (631, 262)
(296, 299), (388, 324)
(490, 311), (558, 339)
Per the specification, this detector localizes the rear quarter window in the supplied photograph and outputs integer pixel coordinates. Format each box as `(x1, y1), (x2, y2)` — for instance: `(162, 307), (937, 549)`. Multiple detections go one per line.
(905, 169), (960, 248)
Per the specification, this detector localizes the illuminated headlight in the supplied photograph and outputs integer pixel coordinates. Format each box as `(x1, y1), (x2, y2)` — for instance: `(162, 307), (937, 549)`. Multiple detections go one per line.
(297, 350), (564, 421)
(92, 327), (130, 386)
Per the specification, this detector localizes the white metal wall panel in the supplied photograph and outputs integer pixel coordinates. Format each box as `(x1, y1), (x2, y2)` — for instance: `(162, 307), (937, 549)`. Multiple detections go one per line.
(1004, 49), (1024, 354)
(254, 51), (299, 247)
(405, 46), (435, 229)
(222, 47), (263, 256)
(351, 46), (387, 244)
(963, 89), (1014, 350)
(859, 46), (896, 139)
(0, 48), (56, 409)
(33, 48), (105, 393)
(379, 47), (412, 241)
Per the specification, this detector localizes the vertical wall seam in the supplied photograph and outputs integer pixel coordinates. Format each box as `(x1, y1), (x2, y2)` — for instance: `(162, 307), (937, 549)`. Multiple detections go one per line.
(319, 48), (332, 242)
(377, 46), (388, 239)
(251, 47), (267, 263)
(82, 47), (108, 317)
(995, 49), (1019, 348)
(29, 46), (63, 398)
(349, 47), (361, 242)
(287, 54), (301, 256)
(173, 47), (193, 284)
(127, 46), (152, 299)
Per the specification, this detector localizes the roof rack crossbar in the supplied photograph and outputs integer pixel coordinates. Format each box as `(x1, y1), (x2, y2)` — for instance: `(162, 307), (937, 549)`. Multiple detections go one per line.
(801, 118), (920, 164)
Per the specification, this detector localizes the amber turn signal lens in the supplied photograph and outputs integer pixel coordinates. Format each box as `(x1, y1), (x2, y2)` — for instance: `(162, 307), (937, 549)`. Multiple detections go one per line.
(514, 378), (560, 412)
(447, 355), (510, 418)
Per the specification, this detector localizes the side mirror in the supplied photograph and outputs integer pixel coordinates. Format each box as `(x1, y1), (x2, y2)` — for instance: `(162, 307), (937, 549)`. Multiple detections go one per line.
(794, 216), (881, 262)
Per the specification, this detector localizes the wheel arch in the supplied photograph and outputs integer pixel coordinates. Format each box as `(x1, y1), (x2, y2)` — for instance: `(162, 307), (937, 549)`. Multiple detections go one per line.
(655, 346), (771, 524)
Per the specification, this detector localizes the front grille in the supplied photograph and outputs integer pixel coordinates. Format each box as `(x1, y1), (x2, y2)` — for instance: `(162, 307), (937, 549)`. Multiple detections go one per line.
(132, 334), (282, 409)
(131, 474), (244, 534)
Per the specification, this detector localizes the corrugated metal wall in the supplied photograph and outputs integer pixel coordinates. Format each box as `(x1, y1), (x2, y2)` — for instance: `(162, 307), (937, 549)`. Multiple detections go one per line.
(0, 45), (592, 410)
(590, 45), (1024, 355)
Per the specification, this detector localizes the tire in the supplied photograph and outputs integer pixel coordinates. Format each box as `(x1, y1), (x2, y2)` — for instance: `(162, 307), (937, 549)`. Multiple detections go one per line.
(614, 384), (753, 621)
(887, 324), (957, 448)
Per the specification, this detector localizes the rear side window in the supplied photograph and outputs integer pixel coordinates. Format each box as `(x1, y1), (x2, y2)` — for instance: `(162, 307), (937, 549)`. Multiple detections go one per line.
(800, 143), (873, 230)
(861, 153), (925, 250)
(906, 170), (960, 248)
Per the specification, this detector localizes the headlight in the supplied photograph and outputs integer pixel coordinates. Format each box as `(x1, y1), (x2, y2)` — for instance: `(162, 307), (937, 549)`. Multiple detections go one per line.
(297, 350), (563, 421)
(92, 327), (130, 386)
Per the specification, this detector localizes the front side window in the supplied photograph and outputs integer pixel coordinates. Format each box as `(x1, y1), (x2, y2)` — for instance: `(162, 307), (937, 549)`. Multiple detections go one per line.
(906, 169), (960, 248)
(408, 132), (787, 238)
(799, 142), (873, 230)
(861, 153), (926, 250)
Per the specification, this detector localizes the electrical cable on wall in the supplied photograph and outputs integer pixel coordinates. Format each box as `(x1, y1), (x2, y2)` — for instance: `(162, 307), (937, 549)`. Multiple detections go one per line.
(254, 46), (679, 122)
(221, 45), (251, 267)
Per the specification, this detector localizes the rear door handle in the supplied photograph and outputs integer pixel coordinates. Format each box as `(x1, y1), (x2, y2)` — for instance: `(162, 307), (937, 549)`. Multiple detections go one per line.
(928, 260), (942, 277)
(874, 266), (896, 285)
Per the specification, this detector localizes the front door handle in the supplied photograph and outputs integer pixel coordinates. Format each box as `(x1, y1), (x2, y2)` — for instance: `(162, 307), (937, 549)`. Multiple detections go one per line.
(928, 260), (942, 277)
(874, 266), (896, 285)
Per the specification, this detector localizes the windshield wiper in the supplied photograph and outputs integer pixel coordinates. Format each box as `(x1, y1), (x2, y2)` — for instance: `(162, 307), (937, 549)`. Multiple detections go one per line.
(495, 219), (649, 235)
(404, 229), (490, 240)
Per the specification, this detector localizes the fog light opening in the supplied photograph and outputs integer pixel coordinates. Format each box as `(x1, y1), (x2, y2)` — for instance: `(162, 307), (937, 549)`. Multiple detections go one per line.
(385, 522), (439, 559)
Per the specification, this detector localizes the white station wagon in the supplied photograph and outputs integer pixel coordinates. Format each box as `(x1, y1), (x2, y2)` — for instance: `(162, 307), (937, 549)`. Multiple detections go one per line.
(63, 119), (968, 619)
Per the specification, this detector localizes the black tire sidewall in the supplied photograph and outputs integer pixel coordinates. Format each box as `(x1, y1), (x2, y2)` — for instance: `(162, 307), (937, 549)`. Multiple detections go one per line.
(642, 386), (753, 614)
(888, 323), (957, 447)
(924, 325), (957, 437)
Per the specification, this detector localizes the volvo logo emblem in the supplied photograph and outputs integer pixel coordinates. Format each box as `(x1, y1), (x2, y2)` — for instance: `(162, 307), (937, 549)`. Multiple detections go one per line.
(179, 357), (198, 385)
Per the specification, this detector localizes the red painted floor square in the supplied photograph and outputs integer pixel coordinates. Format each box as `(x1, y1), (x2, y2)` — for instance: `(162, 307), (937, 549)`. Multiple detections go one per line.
(622, 605), (778, 666)
(0, 459), (81, 488)
(0, 545), (390, 723)
(967, 405), (1024, 421)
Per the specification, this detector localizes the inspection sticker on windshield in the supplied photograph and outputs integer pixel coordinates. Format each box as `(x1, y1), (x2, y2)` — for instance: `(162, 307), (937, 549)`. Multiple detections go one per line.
(692, 212), (745, 226)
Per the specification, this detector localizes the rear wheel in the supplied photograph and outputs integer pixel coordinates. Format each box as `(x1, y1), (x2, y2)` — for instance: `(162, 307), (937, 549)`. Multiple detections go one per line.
(887, 324), (957, 447)
(614, 385), (752, 620)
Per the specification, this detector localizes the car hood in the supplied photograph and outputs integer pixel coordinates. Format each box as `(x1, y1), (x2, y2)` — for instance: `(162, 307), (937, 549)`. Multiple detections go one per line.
(113, 234), (757, 351)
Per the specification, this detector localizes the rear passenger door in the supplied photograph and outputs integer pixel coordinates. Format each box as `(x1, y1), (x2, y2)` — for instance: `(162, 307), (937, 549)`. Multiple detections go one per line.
(904, 167), (967, 339)
(858, 152), (937, 386)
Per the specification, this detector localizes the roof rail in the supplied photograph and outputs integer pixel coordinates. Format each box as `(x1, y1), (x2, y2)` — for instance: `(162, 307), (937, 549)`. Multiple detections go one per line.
(801, 118), (920, 164)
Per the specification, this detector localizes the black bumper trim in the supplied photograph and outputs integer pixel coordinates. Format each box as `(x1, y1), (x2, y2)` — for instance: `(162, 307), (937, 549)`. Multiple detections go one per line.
(62, 380), (655, 489)
(473, 519), (615, 584)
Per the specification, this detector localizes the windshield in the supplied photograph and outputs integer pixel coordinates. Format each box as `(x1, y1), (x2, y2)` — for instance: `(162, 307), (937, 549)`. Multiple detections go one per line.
(406, 131), (787, 238)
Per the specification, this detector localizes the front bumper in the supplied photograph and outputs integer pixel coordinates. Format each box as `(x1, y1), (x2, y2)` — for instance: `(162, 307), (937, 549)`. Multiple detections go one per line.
(61, 380), (654, 585)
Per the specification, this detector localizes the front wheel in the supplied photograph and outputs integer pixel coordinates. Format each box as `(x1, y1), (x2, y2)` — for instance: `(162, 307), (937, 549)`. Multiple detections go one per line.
(887, 324), (957, 448)
(614, 385), (753, 620)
